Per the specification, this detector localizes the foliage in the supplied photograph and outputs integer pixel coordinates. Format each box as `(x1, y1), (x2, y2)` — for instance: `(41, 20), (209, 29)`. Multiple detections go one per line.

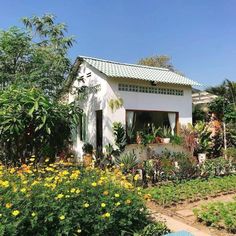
(134, 222), (170, 236)
(115, 152), (139, 173)
(180, 125), (197, 155)
(161, 126), (172, 138)
(170, 135), (183, 145)
(0, 14), (74, 98)
(199, 158), (234, 177)
(194, 200), (236, 233)
(108, 98), (123, 113)
(82, 143), (93, 155)
(0, 86), (80, 164)
(224, 147), (236, 162)
(137, 55), (184, 75)
(192, 104), (207, 124)
(194, 121), (212, 154)
(112, 122), (127, 153)
(145, 175), (236, 206)
(207, 79), (236, 105)
(0, 162), (161, 236)
(208, 97), (236, 123)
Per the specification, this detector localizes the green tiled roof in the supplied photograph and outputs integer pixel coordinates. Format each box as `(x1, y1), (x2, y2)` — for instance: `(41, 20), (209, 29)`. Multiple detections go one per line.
(79, 56), (201, 86)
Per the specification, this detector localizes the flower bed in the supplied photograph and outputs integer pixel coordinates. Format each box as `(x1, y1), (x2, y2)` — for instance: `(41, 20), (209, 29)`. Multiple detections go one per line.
(0, 162), (169, 235)
(194, 199), (236, 233)
(145, 175), (236, 206)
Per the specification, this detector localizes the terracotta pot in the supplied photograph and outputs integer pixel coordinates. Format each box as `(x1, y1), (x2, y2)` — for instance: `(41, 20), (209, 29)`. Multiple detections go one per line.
(83, 154), (93, 167)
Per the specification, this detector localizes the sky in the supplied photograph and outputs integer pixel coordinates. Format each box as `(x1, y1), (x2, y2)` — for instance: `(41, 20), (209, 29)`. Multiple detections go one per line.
(0, 0), (235, 87)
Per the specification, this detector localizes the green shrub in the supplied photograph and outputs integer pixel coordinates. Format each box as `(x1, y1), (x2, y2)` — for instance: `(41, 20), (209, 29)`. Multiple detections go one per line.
(135, 222), (170, 236)
(0, 86), (80, 164)
(0, 163), (164, 235)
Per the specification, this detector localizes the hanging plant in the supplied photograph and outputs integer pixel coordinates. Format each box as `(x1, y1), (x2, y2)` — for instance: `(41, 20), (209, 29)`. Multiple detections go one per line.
(108, 98), (123, 113)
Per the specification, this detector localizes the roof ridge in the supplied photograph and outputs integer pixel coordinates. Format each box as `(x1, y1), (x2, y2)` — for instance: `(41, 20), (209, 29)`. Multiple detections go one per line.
(78, 55), (170, 72)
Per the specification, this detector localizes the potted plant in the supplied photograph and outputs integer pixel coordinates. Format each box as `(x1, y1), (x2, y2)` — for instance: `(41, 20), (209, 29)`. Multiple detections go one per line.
(82, 143), (93, 167)
(161, 126), (172, 144)
(194, 121), (211, 163)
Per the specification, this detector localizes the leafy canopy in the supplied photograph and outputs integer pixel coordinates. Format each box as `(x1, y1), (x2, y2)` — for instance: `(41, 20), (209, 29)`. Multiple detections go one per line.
(0, 14), (74, 97)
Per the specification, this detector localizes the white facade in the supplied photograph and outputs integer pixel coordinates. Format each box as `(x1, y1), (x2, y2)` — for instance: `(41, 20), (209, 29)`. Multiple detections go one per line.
(69, 61), (193, 158)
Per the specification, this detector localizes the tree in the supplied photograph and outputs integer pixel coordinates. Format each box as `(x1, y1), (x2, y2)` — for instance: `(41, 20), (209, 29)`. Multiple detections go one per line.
(0, 14), (74, 98)
(137, 55), (183, 75)
(207, 79), (236, 105)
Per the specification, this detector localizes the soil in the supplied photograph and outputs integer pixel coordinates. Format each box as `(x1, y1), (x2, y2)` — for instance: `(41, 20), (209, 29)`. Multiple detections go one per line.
(147, 192), (236, 236)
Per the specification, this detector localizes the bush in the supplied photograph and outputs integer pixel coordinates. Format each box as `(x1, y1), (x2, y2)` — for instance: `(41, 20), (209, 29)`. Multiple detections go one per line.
(82, 143), (93, 155)
(0, 162), (164, 235)
(0, 86), (80, 164)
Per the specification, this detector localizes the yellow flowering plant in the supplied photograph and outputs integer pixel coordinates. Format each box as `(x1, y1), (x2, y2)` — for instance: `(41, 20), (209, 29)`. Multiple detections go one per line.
(0, 162), (158, 235)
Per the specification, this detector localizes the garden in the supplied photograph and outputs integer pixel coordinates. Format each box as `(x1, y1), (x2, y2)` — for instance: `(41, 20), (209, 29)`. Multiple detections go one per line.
(0, 13), (236, 236)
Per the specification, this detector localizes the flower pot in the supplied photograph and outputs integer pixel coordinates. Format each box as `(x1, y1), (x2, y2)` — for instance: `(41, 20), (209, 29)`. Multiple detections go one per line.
(162, 138), (170, 144)
(83, 154), (93, 167)
(198, 153), (206, 163)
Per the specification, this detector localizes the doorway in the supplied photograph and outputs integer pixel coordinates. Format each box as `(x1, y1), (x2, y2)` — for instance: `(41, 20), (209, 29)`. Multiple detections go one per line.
(96, 110), (103, 150)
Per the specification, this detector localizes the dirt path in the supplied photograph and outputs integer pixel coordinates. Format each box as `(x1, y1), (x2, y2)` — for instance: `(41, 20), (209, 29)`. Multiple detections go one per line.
(147, 192), (236, 236)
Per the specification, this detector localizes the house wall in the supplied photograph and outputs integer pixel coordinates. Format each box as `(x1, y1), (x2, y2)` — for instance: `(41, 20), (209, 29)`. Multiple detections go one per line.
(69, 63), (193, 158)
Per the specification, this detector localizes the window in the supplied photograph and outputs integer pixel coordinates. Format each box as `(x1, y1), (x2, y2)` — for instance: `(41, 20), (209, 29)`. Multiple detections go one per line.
(118, 83), (184, 96)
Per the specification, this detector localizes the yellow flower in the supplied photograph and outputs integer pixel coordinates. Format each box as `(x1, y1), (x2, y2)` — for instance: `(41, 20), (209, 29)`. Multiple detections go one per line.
(0, 180), (9, 188)
(134, 174), (139, 181)
(12, 210), (20, 216)
(84, 203), (89, 208)
(45, 158), (50, 162)
(103, 191), (109, 196)
(126, 199), (132, 204)
(55, 193), (64, 199)
(10, 168), (15, 174)
(59, 215), (65, 220)
(115, 202), (121, 206)
(120, 163), (124, 167)
(103, 212), (110, 218)
(101, 203), (106, 208)
(76, 189), (80, 194)
(70, 188), (76, 193)
(20, 188), (27, 193)
(77, 229), (82, 233)
(115, 193), (120, 198)
(6, 203), (12, 209)
(29, 158), (35, 162)
(31, 212), (36, 217)
(91, 182), (97, 187)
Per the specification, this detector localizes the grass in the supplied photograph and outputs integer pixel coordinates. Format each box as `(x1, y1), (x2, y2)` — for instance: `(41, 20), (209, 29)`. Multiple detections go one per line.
(145, 175), (236, 206)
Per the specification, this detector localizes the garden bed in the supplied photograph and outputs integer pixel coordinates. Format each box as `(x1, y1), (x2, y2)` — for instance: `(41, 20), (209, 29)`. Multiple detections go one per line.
(194, 199), (236, 234)
(145, 175), (236, 207)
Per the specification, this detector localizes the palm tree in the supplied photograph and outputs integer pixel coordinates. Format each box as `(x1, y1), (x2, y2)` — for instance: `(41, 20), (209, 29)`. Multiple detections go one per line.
(207, 79), (236, 105)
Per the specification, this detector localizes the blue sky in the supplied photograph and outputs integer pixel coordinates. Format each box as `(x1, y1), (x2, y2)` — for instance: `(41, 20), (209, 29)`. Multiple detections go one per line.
(0, 0), (235, 87)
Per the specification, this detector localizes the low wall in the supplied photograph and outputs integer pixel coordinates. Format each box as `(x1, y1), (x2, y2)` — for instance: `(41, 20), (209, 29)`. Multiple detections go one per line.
(125, 143), (187, 161)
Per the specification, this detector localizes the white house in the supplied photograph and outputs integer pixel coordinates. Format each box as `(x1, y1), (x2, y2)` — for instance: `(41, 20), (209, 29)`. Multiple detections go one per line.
(67, 56), (200, 157)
